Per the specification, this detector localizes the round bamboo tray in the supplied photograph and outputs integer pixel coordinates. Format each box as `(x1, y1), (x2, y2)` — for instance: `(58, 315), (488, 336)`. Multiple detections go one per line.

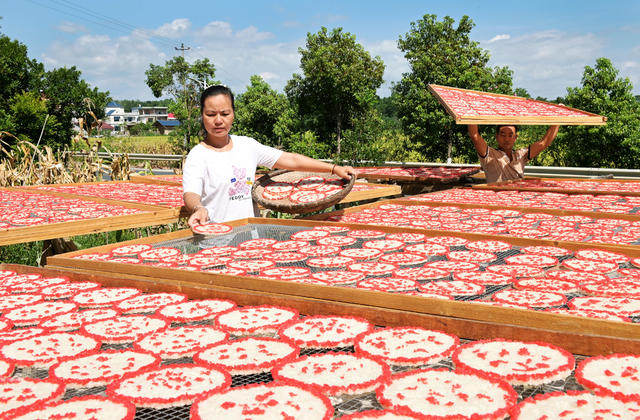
(252, 169), (356, 214)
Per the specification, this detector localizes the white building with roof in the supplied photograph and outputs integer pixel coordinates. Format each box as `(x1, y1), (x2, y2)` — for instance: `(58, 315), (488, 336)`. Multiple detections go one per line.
(103, 102), (175, 133)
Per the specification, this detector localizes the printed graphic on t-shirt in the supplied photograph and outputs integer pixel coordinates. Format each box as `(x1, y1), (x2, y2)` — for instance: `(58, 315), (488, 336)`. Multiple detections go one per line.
(228, 166), (252, 201)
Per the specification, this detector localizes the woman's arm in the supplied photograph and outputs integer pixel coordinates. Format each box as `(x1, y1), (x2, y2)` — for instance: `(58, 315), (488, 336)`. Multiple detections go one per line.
(184, 192), (208, 228)
(273, 152), (357, 179)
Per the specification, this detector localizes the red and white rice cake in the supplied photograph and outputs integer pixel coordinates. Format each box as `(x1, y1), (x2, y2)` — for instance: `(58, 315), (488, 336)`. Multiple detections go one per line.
(574, 248), (629, 263)
(279, 316), (373, 349)
(11, 396), (136, 420)
(115, 292), (188, 314)
(357, 277), (419, 292)
(393, 267), (449, 281)
(49, 349), (160, 388)
(340, 409), (423, 419)
(544, 308), (631, 323)
(192, 222), (233, 235)
(340, 248), (383, 260)
(348, 262), (396, 276)
(504, 254), (558, 267)
(386, 232), (426, 243)
(582, 280), (640, 298)
(404, 243), (448, 256)
(363, 239), (404, 252)
(380, 253), (429, 266)
(519, 245), (571, 257)
(1, 332), (100, 368)
(273, 352), (390, 396)
(190, 382), (333, 420)
(426, 261), (479, 272)
(317, 236), (357, 247)
(576, 353), (640, 402)
(39, 281), (101, 300)
(347, 229), (386, 239)
(8, 276), (69, 294)
(0, 358), (14, 377)
(299, 245), (340, 256)
(196, 246), (238, 257)
(215, 305), (299, 336)
(376, 368), (517, 419)
(40, 308), (120, 331)
(0, 377), (65, 419)
(453, 271), (513, 285)
(447, 251), (497, 263)
(228, 259), (275, 272)
(0, 327), (46, 345)
(138, 247), (181, 261)
(561, 259), (619, 273)
(261, 267), (311, 280)
(82, 315), (168, 344)
(72, 287), (142, 308)
(238, 238), (279, 249)
(307, 256), (355, 269)
(195, 337), (299, 375)
(310, 271), (365, 285)
(0, 274), (42, 288)
(290, 230), (330, 242)
(452, 339), (574, 386)
(4, 301), (77, 327)
(313, 225), (350, 233)
(424, 235), (469, 247)
(157, 299), (237, 323)
(290, 190), (327, 203)
(569, 296), (640, 317)
(110, 244), (152, 257)
(188, 256), (230, 269)
(107, 364), (230, 409)
(546, 270), (608, 285)
(0, 293), (44, 314)
(466, 240), (512, 253)
(355, 327), (458, 367)
(419, 280), (484, 297)
(134, 325), (228, 359)
(511, 390), (640, 420)
(492, 289), (567, 308)
(514, 277), (580, 294)
(263, 252), (308, 263)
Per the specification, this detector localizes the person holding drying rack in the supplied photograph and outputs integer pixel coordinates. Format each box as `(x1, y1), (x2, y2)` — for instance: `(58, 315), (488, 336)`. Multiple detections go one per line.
(183, 85), (357, 226)
(467, 124), (559, 184)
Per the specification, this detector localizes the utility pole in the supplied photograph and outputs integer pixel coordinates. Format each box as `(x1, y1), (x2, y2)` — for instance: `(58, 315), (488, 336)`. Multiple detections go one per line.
(175, 43), (191, 148)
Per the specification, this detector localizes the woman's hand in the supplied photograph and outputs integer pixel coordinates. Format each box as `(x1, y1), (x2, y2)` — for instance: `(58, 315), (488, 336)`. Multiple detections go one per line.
(333, 165), (357, 180)
(188, 207), (209, 228)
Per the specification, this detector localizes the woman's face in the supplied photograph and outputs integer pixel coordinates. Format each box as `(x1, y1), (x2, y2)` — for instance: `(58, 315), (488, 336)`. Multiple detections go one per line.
(202, 94), (234, 142)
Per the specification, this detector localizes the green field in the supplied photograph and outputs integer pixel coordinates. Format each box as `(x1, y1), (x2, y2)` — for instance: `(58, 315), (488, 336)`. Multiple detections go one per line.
(75, 135), (175, 155)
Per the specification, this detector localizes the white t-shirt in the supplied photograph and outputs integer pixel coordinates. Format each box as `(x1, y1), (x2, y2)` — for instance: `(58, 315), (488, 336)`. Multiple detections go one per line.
(183, 135), (283, 222)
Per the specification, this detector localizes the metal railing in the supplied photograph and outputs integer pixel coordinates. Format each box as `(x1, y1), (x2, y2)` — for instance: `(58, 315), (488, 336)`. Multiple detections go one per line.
(70, 152), (640, 179)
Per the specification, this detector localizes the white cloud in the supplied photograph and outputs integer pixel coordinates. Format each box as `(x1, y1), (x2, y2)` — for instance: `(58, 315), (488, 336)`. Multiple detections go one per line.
(488, 34), (510, 43)
(197, 21), (234, 39)
(57, 21), (87, 34)
(152, 18), (191, 39)
(364, 39), (409, 97)
(482, 30), (604, 98)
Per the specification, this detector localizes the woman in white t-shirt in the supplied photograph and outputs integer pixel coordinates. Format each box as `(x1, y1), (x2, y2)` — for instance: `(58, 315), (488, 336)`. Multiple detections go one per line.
(183, 85), (357, 225)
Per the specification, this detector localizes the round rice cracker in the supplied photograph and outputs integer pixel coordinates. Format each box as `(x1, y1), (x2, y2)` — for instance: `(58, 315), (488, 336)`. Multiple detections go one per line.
(278, 315), (373, 349)
(214, 305), (299, 336)
(10, 396), (136, 420)
(575, 353), (640, 402)
(107, 364), (231, 409)
(134, 325), (228, 359)
(190, 382), (333, 420)
(0, 377), (65, 419)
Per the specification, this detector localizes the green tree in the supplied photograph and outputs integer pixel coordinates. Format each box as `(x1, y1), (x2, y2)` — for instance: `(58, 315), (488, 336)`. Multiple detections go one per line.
(8, 91), (63, 146)
(145, 56), (216, 151)
(0, 34), (44, 108)
(234, 75), (289, 147)
(552, 58), (640, 168)
(286, 27), (385, 155)
(393, 15), (513, 163)
(40, 66), (110, 147)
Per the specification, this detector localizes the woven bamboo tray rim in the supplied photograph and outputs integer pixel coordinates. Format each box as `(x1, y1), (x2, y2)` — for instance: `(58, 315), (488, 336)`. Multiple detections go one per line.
(252, 169), (355, 214)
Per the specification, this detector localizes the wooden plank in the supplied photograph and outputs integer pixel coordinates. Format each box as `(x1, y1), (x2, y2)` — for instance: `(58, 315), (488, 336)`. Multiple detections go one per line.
(428, 84), (607, 126)
(20, 262), (639, 356)
(0, 187), (179, 246)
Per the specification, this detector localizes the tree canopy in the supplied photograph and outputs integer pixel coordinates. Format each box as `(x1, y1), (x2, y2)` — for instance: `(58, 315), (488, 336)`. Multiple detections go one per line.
(286, 27), (385, 155)
(145, 56), (216, 151)
(550, 58), (640, 168)
(0, 34), (109, 148)
(393, 14), (513, 163)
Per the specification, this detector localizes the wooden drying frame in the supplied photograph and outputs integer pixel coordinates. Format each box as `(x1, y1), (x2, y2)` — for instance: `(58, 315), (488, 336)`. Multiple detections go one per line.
(46, 217), (640, 356)
(473, 177), (640, 197)
(0, 187), (179, 246)
(4, 262), (637, 356)
(354, 166), (481, 184)
(428, 84), (607, 126)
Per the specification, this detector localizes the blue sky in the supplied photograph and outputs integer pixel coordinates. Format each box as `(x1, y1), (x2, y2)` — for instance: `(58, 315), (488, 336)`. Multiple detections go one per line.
(2, 0), (639, 100)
